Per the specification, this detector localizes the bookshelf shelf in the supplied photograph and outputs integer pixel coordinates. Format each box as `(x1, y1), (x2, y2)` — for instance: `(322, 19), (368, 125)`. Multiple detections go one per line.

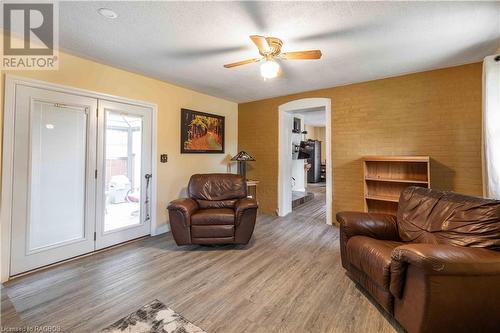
(365, 194), (400, 203)
(365, 177), (429, 184)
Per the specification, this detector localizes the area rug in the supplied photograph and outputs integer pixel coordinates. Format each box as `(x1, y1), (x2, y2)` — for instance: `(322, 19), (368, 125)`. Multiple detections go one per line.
(101, 299), (206, 333)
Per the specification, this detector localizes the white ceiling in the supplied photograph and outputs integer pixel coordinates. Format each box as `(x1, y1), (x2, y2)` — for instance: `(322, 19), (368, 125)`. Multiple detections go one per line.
(60, 2), (500, 103)
(291, 107), (326, 127)
(302, 111), (326, 127)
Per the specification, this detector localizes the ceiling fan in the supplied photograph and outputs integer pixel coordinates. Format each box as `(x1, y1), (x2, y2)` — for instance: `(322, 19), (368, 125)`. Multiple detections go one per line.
(223, 35), (322, 79)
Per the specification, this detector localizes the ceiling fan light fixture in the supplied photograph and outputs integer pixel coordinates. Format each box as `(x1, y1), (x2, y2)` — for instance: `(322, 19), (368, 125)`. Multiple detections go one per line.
(223, 35), (321, 78)
(260, 60), (280, 79)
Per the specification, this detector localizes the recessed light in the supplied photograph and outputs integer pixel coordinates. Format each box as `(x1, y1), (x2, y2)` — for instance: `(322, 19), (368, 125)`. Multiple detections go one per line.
(98, 8), (118, 19)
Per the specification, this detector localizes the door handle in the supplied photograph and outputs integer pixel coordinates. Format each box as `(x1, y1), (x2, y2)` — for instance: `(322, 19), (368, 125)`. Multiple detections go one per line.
(144, 174), (152, 221)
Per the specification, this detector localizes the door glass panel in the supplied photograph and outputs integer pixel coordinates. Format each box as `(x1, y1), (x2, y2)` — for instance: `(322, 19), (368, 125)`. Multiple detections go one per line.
(104, 111), (143, 232)
(29, 102), (87, 250)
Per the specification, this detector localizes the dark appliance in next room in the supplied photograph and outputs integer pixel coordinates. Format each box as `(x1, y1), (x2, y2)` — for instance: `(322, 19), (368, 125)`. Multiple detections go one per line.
(305, 140), (321, 183)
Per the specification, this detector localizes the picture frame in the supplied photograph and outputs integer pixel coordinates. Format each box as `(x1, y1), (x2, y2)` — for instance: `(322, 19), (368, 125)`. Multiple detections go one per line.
(180, 108), (225, 154)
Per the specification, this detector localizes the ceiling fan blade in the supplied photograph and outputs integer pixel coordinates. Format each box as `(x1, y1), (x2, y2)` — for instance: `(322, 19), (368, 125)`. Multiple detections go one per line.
(250, 35), (270, 54)
(282, 50), (322, 60)
(223, 58), (260, 68)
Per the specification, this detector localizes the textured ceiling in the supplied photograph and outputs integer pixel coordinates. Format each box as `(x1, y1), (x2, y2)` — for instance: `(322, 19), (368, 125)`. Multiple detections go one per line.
(60, 1), (500, 103)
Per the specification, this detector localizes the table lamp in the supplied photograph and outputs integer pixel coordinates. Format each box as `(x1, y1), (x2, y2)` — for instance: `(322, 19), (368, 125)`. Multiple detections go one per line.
(231, 151), (255, 179)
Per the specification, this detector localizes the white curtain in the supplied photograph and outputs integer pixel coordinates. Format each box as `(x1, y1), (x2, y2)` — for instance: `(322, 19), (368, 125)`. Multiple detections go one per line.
(483, 54), (500, 199)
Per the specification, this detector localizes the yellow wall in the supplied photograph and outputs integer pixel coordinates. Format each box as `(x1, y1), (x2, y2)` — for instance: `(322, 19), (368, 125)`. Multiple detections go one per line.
(1, 50), (238, 233)
(239, 63), (483, 216)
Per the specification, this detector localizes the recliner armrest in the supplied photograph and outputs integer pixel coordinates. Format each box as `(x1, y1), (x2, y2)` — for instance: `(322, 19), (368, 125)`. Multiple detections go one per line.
(233, 197), (258, 244)
(167, 198), (198, 227)
(390, 243), (500, 298)
(235, 198), (258, 222)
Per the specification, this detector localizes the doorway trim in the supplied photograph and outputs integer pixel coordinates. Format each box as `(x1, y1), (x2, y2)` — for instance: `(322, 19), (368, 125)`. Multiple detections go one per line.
(1, 74), (158, 282)
(278, 98), (332, 225)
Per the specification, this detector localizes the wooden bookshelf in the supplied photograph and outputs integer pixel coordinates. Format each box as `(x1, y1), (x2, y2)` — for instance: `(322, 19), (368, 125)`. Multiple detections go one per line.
(363, 156), (430, 215)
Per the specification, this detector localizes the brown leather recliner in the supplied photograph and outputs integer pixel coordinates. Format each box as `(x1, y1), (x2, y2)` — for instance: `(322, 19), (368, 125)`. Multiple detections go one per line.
(337, 186), (500, 333)
(167, 173), (258, 245)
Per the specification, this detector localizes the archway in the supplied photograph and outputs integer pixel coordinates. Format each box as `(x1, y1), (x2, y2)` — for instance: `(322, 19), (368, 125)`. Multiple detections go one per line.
(277, 98), (333, 224)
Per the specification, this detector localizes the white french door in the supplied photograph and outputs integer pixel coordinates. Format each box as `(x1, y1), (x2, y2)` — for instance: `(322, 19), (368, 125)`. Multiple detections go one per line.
(10, 86), (98, 275)
(9, 85), (152, 276)
(95, 100), (152, 249)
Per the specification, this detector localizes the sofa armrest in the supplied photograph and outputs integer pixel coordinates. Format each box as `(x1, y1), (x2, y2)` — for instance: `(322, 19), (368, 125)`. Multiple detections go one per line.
(337, 211), (399, 240)
(390, 243), (500, 298)
(390, 244), (500, 332)
(167, 198), (198, 227)
(337, 211), (399, 270)
(392, 243), (500, 275)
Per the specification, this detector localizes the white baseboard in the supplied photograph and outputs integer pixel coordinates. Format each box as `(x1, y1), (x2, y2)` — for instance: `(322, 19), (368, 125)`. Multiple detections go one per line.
(152, 223), (170, 236)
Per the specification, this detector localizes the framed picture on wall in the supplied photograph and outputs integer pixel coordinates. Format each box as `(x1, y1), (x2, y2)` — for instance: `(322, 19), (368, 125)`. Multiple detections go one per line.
(180, 108), (225, 153)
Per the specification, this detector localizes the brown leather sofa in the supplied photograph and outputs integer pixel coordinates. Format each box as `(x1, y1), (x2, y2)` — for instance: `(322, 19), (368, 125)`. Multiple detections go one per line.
(337, 186), (500, 333)
(167, 173), (258, 245)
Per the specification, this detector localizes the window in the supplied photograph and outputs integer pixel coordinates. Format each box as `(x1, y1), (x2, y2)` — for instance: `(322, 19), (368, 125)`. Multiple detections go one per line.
(483, 54), (500, 199)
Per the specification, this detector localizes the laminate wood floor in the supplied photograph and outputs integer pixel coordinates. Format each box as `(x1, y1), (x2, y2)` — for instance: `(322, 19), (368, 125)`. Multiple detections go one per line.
(1, 193), (403, 333)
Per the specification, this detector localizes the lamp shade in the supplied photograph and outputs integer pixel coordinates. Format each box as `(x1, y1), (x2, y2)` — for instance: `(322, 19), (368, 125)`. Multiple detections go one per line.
(231, 151), (255, 161)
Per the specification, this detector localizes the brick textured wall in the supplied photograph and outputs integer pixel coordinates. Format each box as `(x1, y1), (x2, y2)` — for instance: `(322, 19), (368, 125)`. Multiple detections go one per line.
(239, 63), (483, 216)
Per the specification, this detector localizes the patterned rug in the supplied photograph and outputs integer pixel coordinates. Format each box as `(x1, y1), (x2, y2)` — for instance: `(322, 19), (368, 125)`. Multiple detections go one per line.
(101, 299), (206, 333)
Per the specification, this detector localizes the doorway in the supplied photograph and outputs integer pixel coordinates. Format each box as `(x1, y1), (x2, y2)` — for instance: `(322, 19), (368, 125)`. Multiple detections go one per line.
(278, 98), (332, 224)
(96, 100), (152, 249)
(2, 77), (155, 277)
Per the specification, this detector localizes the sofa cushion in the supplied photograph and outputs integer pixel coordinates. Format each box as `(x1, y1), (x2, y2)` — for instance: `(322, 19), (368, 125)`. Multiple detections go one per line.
(397, 187), (500, 250)
(347, 236), (403, 289)
(191, 208), (235, 225)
